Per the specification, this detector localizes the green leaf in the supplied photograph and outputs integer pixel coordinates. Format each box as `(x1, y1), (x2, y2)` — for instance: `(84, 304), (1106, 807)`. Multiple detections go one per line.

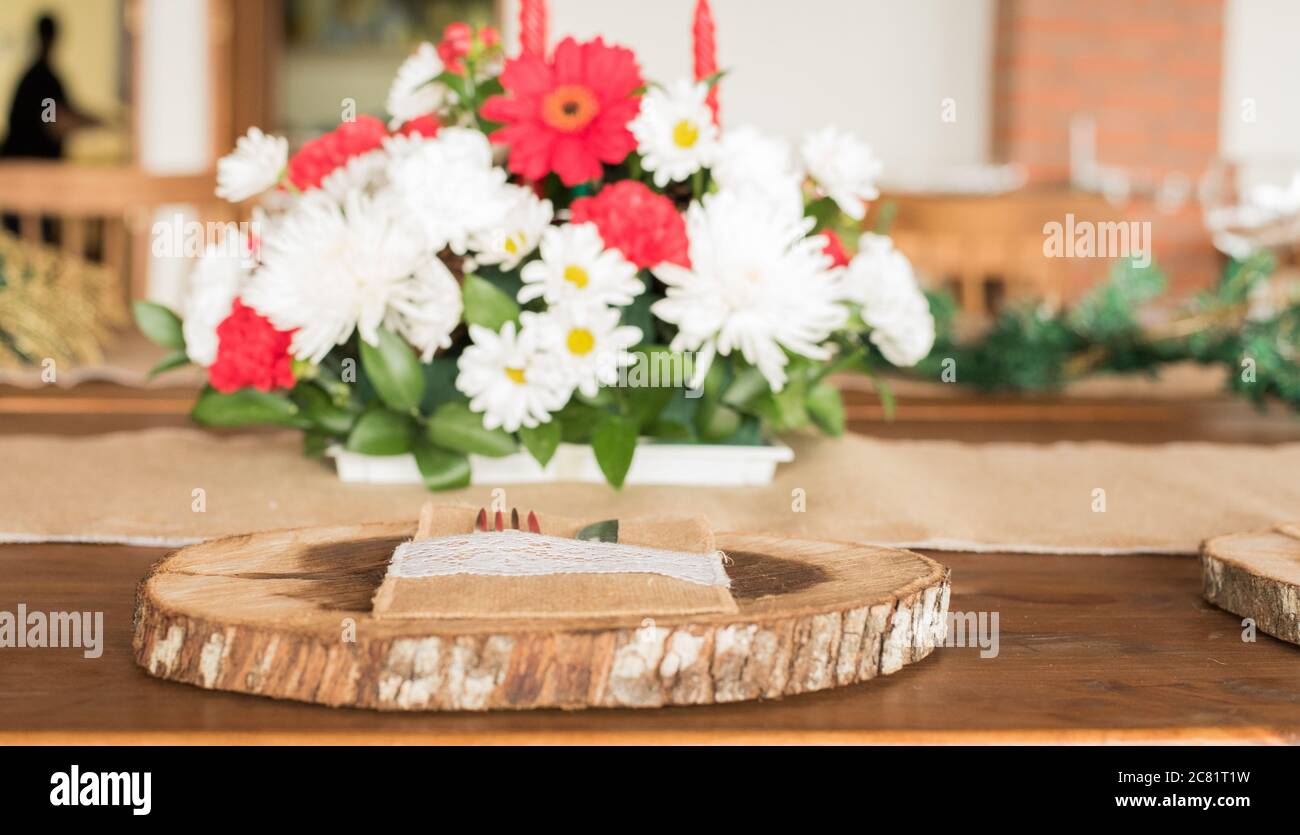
(557, 401), (606, 443)
(133, 301), (185, 350)
(698, 399), (743, 442)
(649, 418), (694, 441)
(721, 366), (769, 410)
(413, 440), (471, 491)
(147, 350), (190, 378)
(591, 414), (638, 489)
(575, 519), (619, 543)
(419, 356), (463, 413)
(302, 429), (331, 458)
(753, 369), (811, 432)
(519, 421), (562, 467)
(346, 409), (414, 456)
(191, 387), (301, 427)
(806, 382), (846, 436)
(462, 272), (520, 332)
(359, 327), (425, 413)
(293, 383), (355, 435)
(426, 401), (517, 457)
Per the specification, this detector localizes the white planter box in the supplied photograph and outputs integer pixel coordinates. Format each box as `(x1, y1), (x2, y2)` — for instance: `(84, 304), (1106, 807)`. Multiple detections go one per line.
(328, 440), (794, 487)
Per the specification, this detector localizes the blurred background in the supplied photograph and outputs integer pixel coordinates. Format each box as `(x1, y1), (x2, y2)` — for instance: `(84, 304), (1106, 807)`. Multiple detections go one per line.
(1, 0), (1297, 439)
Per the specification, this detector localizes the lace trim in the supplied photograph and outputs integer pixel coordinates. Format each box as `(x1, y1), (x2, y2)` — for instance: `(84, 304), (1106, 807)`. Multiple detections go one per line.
(388, 530), (731, 588)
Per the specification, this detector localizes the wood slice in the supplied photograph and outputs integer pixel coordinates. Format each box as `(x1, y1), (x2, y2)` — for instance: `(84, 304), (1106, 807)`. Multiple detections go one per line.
(1202, 528), (1300, 645)
(132, 523), (950, 710)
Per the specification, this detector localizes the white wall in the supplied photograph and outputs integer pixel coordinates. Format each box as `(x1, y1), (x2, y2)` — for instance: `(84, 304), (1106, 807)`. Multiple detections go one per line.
(503, 0), (995, 179)
(1220, 0), (1300, 178)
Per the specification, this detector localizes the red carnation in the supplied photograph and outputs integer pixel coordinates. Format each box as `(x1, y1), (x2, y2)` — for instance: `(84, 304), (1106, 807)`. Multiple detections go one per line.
(481, 36), (643, 187)
(208, 299), (296, 393)
(822, 229), (851, 268)
(286, 115), (388, 191)
(571, 181), (690, 269)
(397, 113), (441, 139)
(438, 22), (473, 73)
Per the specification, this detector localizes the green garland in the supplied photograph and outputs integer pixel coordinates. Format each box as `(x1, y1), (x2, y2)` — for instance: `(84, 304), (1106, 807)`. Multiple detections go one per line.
(906, 252), (1300, 413)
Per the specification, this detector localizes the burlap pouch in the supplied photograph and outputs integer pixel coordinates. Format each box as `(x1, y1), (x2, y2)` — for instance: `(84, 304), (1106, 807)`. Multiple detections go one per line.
(371, 503), (738, 619)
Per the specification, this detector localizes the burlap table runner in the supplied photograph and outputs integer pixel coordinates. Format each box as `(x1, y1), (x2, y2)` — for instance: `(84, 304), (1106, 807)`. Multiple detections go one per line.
(372, 504), (737, 619)
(3, 427), (1298, 554)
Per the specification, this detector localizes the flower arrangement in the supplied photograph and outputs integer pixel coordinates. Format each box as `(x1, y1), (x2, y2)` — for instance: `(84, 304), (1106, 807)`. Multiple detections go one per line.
(135, 1), (936, 490)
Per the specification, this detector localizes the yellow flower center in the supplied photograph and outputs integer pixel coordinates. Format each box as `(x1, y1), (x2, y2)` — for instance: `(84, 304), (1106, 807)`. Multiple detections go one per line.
(504, 233), (522, 255)
(563, 264), (589, 288)
(672, 119), (700, 149)
(504, 366), (527, 385)
(566, 328), (595, 356)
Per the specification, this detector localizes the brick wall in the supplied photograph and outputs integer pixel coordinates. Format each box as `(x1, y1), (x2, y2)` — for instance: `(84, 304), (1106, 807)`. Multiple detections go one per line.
(993, 0), (1225, 292)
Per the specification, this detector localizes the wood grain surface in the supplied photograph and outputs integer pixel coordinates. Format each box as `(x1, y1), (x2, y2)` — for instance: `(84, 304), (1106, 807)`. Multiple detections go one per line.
(3, 543), (1299, 743)
(1203, 529), (1300, 646)
(131, 525), (950, 710)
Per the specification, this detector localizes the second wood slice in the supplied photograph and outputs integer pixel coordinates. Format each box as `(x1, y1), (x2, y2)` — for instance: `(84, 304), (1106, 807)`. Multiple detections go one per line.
(1202, 528), (1300, 645)
(133, 523), (950, 710)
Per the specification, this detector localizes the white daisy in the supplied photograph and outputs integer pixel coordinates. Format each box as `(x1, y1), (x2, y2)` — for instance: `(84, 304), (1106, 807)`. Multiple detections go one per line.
(470, 185), (554, 271)
(386, 128), (514, 255)
(215, 127), (287, 203)
(182, 239), (254, 366)
(651, 191), (846, 392)
(524, 306), (642, 398)
(519, 223), (643, 309)
(385, 260), (464, 361)
(840, 234), (935, 367)
(456, 321), (572, 432)
(386, 42), (449, 128)
(243, 190), (426, 363)
(800, 127), (882, 220)
(712, 125), (805, 217)
(629, 79), (720, 188)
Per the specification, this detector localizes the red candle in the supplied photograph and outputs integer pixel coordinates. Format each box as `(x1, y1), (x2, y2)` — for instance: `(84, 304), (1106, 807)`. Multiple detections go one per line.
(520, 0), (548, 59)
(693, 0), (719, 122)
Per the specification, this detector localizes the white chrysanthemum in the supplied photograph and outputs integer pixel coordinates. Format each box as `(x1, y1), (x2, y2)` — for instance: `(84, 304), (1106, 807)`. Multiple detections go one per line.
(470, 185), (554, 271)
(182, 239), (254, 366)
(519, 223), (643, 308)
(840, 233), (935, 367)
(387, 128), (513, 255)
(629, 79), (719, 188)
(215, 127), (287, 203)
(321, 148), (389, 202)
(651, 191), (846, 392)
(385, 260), (464, 361)
(524, 306), (642, 399)
(712, 125), (805, 217)
(243, 190), (426, 363)
(386, 42), (449, 128)
(456, 321), (572, 432)
(801, 127), (882, 220)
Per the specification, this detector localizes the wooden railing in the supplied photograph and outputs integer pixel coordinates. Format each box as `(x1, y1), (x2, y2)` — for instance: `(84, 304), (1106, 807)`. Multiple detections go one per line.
(0, 162), (228, 302)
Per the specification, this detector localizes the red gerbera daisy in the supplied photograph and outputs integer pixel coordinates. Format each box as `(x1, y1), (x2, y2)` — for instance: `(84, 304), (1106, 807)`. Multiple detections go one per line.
(286, 114), (388, 191)
(481, 37), (643, 187)
(571, 181), (690, 269)
(208, 299), (296, 393)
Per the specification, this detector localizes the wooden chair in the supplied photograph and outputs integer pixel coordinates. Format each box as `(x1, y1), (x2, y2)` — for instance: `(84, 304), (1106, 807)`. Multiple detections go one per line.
(0, 162), (226, 305)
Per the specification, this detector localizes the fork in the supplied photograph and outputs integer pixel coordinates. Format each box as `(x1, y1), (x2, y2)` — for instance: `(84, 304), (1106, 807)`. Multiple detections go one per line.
(475, 507), (541, 534)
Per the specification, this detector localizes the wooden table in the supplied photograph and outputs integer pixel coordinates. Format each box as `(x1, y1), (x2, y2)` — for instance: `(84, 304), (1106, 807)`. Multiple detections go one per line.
(2, 379), (1299, 743)
(4, 543), (1298, 744)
